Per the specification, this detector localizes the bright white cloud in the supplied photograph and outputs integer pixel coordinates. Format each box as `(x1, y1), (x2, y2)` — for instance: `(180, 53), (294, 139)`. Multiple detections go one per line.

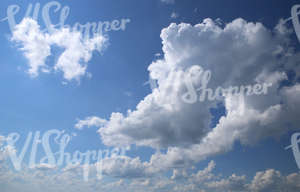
(11, 18), (52, 77)
(67, 17), (300, 191)
(75, 116), (107, 130)
(11, 18), (106, 82)
(79, 18), (300, 174)
(96, 17), (299, 151)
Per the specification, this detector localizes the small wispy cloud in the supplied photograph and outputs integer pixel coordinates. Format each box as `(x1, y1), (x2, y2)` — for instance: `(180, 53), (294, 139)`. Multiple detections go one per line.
(124, 91), (133, 97)
(170, 12), (179, 19)
(161, 0), (175, 4)
(75, 116), (107, 130)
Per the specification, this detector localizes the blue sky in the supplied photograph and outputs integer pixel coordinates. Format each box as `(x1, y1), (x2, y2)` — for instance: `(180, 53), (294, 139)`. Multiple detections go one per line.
(0, 0), (300, 192)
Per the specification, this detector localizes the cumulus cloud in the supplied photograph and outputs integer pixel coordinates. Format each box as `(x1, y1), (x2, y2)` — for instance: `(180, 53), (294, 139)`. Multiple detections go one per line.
(97, 67), (213, 148)
(205, 174), (247, 192)
(171, 162), (300, 192)
(0, 149), (299, 192)
(131, 161), (300, 192)
(11, 18), (106, 82)
(245, 169), (300, 192)
(95, 17), (300, 159)
(190, 160), (216, 182)
(100, 156), (151, 178)
(72, 17), (300, 190)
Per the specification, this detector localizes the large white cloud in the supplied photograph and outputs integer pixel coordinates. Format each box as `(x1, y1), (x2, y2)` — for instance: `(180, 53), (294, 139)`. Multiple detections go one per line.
(94, 17), (300, 155)
(11, 18), (106, 82)
(72, 17), (300, 190)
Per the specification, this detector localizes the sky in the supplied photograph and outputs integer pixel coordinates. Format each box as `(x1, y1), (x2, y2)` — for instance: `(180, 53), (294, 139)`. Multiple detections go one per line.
(0, 0), (300, 192)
